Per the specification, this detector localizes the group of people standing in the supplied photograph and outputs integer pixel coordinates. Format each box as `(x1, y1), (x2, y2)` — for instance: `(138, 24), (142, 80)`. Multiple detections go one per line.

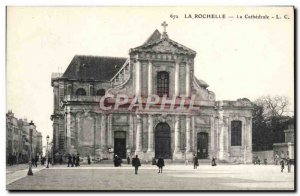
(193, 155), (217, 169)
(67, 154), (80, 167)
(280, 157), (293, 173)
(131, 155), (165, 175)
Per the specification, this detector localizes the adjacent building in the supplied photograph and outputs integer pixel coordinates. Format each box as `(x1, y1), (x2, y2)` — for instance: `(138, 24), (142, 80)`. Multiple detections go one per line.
(6, 110), (43, 164)
(273, 123), (295, 160)
(51, 23), (253, 163)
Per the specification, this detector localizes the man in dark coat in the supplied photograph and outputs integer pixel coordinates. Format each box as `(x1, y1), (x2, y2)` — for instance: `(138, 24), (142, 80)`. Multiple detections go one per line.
(127, 155), (131, 164)
(157, 156), (165, 173)
(132, 155), (141, 174)
(76, 154), (80, 166)
(35, 155), (39, 167)
(114, 155), (120, 167)
(67, 154), (73, 167)
(72, 154), (76, 167)
(212, 157), (217, 166)
(287, 157), (292, 173)
(87, 155), (91, 165)
(193, 155), (199, 169)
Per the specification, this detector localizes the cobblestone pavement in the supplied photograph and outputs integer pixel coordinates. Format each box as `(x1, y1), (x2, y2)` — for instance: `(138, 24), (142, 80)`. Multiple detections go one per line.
(6, 164), (294, 191)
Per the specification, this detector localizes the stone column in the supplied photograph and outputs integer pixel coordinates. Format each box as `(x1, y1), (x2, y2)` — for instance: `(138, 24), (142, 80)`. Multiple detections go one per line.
(185, 63), (191, 97)
(135, 115), (143, 157)
(218, 111), (224, 160)
(248, 118), (253, 163)
(173, 116), (182, 159)
(174, 61), (179, 97)
(129, 114), (134, 152)
(100, 114), (107, 152)
(107, 114), (113, 148)
(135, 60), (141, 96)
(223, 117), (229, 161)
(148, 61), (153, 96)
(146, 114), (154, 159)
(66, 111), (72, 152)
(185, 116), (193, 160)
(210, 116), (215, 158)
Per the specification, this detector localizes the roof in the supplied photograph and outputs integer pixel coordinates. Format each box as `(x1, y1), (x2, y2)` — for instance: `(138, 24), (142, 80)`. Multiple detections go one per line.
(62, 55), (127, 81)
(143, 29), (161, 44)
(130, 30), (196, 56)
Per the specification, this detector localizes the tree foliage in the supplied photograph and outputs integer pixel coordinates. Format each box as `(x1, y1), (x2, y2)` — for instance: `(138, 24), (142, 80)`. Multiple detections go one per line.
(252, 95), (293, 151)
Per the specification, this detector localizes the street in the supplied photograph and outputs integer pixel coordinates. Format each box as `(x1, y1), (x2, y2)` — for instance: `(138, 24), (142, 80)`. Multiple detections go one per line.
(6, 163), (295, 191)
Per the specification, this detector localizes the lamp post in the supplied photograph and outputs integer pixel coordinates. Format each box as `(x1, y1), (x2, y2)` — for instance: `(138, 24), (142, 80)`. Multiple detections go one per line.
(27, 121), (34, 176)
(46, 135), (49, 168)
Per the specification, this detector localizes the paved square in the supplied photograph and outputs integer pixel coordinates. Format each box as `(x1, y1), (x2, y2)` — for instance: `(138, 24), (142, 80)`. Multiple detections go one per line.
(6, 164), (295, 191)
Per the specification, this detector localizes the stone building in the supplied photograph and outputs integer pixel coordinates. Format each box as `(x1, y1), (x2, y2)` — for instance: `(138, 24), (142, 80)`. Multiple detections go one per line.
(6, 110), (43, 163)
(51, 23), (253, 163)
(273, 123), (294, 160)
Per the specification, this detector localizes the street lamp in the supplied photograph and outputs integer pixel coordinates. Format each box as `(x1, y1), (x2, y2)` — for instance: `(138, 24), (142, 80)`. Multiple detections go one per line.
(46, 135), (49, 168)
(27, 121), (34, 176)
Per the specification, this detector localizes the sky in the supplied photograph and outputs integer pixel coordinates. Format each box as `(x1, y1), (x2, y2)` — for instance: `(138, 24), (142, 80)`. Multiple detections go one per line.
(6, 7), (294, 146)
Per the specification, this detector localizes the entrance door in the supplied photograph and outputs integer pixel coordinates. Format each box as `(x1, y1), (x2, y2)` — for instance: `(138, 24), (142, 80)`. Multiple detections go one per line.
(114, 131), (126, 158)
(197, 132), (208, 159)
(155, 123), (171, 159)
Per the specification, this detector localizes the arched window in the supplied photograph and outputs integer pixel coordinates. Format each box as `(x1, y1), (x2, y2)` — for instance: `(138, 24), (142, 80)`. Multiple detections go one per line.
(96, 89), (106, 96)
(75, 88), (86, 96)
(231, 121), (242, 146)
(157, 71), (169, 97)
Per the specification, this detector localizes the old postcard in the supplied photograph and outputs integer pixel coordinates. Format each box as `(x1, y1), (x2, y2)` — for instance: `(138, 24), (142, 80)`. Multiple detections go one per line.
(6, 6), (294, 191)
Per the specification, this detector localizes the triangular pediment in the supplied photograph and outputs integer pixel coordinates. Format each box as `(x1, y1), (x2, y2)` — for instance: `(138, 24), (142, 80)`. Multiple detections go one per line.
(130, 30), (196, 56)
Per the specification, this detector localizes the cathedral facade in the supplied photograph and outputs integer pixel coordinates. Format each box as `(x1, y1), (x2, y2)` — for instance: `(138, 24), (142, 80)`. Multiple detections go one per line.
(51, 23), (253, 163)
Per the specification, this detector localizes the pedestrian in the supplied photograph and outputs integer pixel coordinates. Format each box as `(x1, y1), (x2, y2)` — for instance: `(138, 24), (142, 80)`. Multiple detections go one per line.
(87, 155), (91, 165)
(257, 158), (261, 165)
(193, 155), (199, 169)
(113, 155), (120, 167)
(67, 154), (73, 167)
(32, 157), (36, 167)
(35, 155), (39, 167)
(127, 155), (131, 164)
(287, 157), (291, 173)
(132, 155), (141, 175)
(41, 157), (44, 165)
(264, 158), (267, 165)
(118, 156), (122, 167)
(280, 159), (285, 172)
(76, 154), (80, 166)
(72, 154), (76, 167)
(157, 156), (165, 173)
(212, 157), (217, 166)
(152, 157), (156, 165)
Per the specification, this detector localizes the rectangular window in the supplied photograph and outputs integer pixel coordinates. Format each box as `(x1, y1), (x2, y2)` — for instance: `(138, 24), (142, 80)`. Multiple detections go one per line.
(157, 71), (169, 97)
(231, 121), (242, 146)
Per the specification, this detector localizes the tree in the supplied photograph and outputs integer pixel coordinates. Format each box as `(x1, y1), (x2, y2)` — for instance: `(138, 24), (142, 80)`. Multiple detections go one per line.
(255, 95), (290, 118)
(252, 95), (293, 151)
